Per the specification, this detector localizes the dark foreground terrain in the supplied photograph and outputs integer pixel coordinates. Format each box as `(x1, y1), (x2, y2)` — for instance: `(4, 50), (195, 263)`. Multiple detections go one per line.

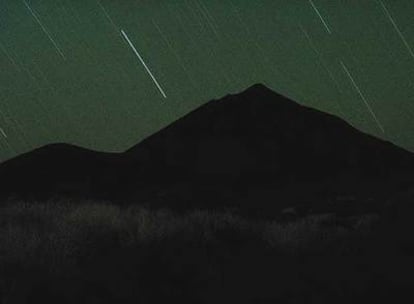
(1, 195), (414, 304)
(1, 84), (413, 217)
(1, 84), (414, 303)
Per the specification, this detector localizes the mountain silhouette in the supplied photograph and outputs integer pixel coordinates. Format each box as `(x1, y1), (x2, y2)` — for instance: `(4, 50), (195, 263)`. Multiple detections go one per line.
(0, 84), (413, 216)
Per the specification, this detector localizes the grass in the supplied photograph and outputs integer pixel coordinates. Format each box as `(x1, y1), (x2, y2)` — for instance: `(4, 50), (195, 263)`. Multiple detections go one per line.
(0, 200), (378, 267)
(0, 199), (403, 303)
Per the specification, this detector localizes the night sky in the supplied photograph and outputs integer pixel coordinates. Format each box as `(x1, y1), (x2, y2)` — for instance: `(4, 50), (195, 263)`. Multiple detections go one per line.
(1, 0), (414, 161)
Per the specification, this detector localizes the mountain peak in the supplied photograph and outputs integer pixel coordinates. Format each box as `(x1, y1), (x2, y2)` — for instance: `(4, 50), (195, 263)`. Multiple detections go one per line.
(0, 84), (413, 213)
(239, 83), (291, 101)
(245, 83), (271, 92)
(128, 84), (413, 180)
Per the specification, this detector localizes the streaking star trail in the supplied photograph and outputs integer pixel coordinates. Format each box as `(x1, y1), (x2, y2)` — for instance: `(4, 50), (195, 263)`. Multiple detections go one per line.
(299, 24), (345, 116)
(0, 128), (7, 138)
(152, 19), (199, 91)
(0, 42), (20, 71)
(23, 0), (66, 60)
(378, 0), (414, 60)
(97, 0), (118, 31)
(2, 0), (414, 161)
(121, 29), (167, 99)
(340, 61), (385, 134)
(308, 0), (332, 34)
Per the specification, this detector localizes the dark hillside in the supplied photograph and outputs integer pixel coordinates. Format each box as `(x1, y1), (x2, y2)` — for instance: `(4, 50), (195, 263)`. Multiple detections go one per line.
(0, 84), (413, 216)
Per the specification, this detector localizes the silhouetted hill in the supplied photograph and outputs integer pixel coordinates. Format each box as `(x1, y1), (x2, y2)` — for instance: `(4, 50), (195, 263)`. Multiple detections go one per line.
(0, 143), (124, 200)
(0, 84), (413, 216)
(119, 84), (414, 214)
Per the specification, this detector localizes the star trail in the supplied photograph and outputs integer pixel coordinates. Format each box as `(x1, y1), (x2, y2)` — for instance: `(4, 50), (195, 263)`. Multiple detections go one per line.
(0, 0), (413, 161)
(379, 0), (414, 60)
(308, 0), (332, 34)
(0, 128), (6, 138)
(340, 60), (385, 134)
(121, 29), (167, 99)
(97, 0), (118, 31)
(23, 0), (66, 60)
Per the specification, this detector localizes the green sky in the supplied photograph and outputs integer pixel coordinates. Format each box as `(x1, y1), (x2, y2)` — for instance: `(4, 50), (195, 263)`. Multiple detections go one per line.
(1, 0), (414, 161)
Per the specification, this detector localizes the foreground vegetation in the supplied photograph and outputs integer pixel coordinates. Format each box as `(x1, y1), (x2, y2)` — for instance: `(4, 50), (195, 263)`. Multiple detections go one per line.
(0, 199), (411, 303)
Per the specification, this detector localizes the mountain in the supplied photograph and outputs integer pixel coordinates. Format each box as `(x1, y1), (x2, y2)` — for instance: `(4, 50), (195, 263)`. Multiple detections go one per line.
(0, 143), (124, 200)
(0, 84), (413, 216)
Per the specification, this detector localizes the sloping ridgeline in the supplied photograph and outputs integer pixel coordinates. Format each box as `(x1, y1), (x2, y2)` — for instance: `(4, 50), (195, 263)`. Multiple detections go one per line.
(0, 84), (413, 218)
(1, 85), (414, 303)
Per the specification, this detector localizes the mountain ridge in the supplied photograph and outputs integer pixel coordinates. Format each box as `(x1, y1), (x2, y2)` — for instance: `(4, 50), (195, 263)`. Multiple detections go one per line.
(2, 84), (411, 162)
(0, 84), (413, 217)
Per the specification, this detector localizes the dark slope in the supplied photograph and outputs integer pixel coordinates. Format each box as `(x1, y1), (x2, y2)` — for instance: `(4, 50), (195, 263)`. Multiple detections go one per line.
(0, 144), (124, 200)
(0, 84), (413, 215)
(120, 84), (414, 213)
(126, 83), (413, 179)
